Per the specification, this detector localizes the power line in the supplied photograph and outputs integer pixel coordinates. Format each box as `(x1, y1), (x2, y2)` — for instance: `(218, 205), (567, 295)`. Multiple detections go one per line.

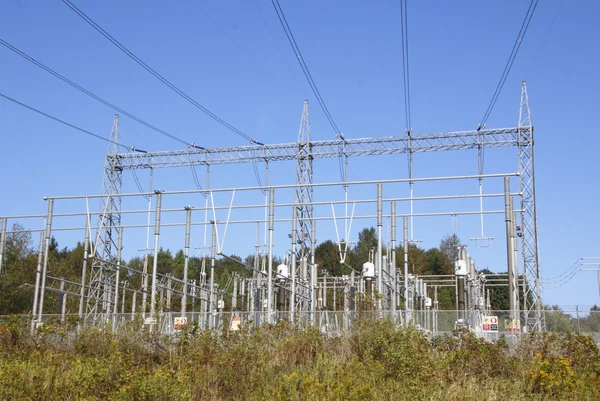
(400, 0), (412, 134)
(479, 0), (539, 128)
(0, 92), (145, 153)
(131, 170), (150, 201)
(270, 0), (341, 136)
(254, 0), (304, 95)
(62, 0), (259, 145)
(0, 37), (191, 148)
(270, 0), (346, 182)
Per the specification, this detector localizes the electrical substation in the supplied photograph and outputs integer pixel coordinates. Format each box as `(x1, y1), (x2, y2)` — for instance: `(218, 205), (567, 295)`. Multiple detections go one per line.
(0, 82), (543, 336)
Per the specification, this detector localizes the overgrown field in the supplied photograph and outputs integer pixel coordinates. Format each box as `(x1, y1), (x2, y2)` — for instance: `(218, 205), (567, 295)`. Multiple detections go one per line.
(0, 317), (599, 400)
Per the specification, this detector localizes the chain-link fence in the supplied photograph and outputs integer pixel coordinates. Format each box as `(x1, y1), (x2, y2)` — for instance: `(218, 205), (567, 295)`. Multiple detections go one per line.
(11, 308), (599, 344)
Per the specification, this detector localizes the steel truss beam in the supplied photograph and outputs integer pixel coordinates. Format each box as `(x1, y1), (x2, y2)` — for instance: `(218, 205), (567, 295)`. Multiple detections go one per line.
(112, 127), (522, 169)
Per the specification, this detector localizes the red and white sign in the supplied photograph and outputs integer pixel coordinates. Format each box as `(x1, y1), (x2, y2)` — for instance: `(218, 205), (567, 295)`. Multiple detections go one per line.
(482, 316), (499, 332)
(174, 317), (188, 331)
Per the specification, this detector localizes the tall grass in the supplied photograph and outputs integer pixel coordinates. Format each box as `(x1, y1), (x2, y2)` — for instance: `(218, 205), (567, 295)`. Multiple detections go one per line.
(0, 316), (598, 400)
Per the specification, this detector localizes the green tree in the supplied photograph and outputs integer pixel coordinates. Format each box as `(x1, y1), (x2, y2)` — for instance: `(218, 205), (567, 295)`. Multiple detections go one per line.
(439, 233), (460, 262)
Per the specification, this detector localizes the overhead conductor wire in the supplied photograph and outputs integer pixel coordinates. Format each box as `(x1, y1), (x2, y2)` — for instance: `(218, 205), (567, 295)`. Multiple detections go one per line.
(474, 0), (539, 244)
(270, 0), (349, 236)
(269, 1), (347, 178)
(478, 0), (539, 127)
(0, 92), (146, 153)
(400, 0), (415, 240)
(62, 0), (266, 189)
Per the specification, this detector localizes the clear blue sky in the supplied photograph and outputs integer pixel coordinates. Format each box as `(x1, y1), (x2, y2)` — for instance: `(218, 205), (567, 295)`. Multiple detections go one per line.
(0, 0), (598, 308)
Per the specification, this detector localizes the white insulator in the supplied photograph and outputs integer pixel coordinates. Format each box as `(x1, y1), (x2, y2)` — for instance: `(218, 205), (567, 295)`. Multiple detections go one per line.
(276, 263), (289, 279)
(362, 262), (375, 278)
(455, 260), (468, 276)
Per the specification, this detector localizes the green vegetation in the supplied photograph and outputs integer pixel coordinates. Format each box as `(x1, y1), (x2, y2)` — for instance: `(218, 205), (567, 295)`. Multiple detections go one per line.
(0, 317), (598, 400)
(1, 224), (466, 315)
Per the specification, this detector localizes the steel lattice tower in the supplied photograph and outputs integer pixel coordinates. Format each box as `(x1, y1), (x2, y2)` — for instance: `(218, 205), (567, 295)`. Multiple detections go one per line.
(93, 86), (543, 331)
(518, 82), (544, 331)
(85, 114), (122, 320)
(295, 100), (313, 261)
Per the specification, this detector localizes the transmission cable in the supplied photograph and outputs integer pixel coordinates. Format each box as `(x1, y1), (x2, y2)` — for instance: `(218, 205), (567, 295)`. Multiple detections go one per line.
(270, 0), (341, 136)
(0, 37), (193, 148)
(478, 0), (539, 128)
(62, 0), (260, 145)
(131, 170), (150, 201)
(0, 92), (145, 152)
(400, 0), (412, 135)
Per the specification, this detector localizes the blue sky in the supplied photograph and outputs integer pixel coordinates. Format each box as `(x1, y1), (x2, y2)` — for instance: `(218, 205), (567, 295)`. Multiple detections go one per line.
(0, 0), (598, 308)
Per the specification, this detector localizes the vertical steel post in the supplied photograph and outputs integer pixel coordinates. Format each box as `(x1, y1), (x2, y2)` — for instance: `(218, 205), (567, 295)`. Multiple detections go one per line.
(290, 204), (297, 319)
(141, 254), (149, 316)
(434, 285), (438, 335)
(311, 220), (317, 324)
(32, 230), (44, 328)
(403, 216), (409, 324)
(38, 199), (54, 322)
(267, 188), (275, 323)
(504, 177), (516, 321)
(391, 201), (397, 317)
(232, 274), (238, 310)
(149, 191), (162, 323)
(79, 218), (90, 320)
(121, 283), (126, 314)
(59, 278), (66, 323)
(182, 206), (192, 314)
(132, 291), (137, 318)
(0, 218), (7, 275)
(376, 183), (383, 311)
(210, 221), (217, 327)
(512, 205), (521, 323)
(112, 229), (123, 322)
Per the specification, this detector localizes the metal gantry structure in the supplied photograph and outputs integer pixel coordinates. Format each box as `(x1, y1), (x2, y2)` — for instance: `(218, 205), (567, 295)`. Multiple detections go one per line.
(79, 84), (543, 330)
(0, 85), (544, 333)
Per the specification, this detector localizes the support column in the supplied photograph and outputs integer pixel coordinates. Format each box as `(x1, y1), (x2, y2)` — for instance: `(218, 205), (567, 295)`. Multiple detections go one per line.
(38, 199), (54, 322)
(141, 254), (149, 317)
(403, 216), (410, 325)
(182, 206), (192, 314)
(149, 191), (163, 325)
(504, 177), (517, 321)
(0, 218), (6, 275)
(391, 201), (397, 317)
(79, 218), (90, 321)
(112, 229), (123, 327)
(59, 278), (66, 323)
(210, 221), (217, 327)
(310, 220), (317, 324)
(32, 231), (44, 329)
(290, 205), (298, 319)
(376, 183), (383, 311)
(267, 188), (275, 324)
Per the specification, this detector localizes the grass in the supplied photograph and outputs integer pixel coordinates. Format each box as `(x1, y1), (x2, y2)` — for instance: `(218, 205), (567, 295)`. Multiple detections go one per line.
(0, 316), (599, 400)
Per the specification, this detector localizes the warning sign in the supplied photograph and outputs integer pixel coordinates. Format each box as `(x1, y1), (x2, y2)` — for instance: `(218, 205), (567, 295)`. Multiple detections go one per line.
(482, 316), (499, 332)
(230, 316), (241, 331)
(174, 317), (188, 331)
(505, 319), (521, 334)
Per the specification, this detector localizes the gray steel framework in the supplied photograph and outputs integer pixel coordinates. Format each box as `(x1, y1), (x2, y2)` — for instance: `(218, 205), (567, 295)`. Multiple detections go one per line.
(86, 115), (122, 321)
(295, 100), (313, 262)
(114, 128), (521, 169)
(87, 88), (542, 330)
(517, 82), (543, 331)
